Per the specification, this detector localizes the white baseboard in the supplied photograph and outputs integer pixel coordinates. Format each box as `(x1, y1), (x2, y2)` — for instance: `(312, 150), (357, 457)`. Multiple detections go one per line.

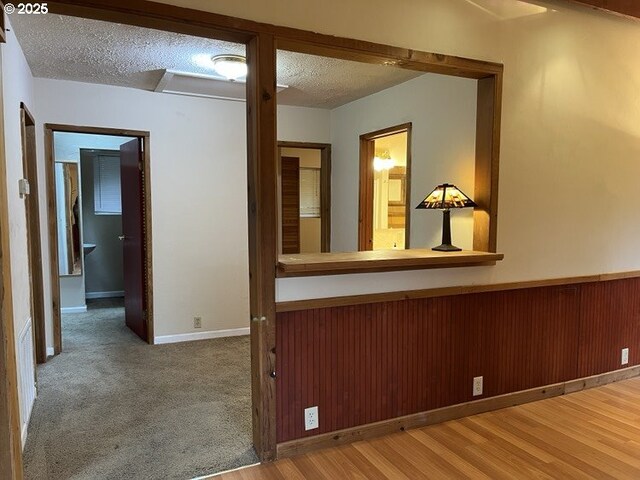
(154, 327), (250, 345)
(85, 291), (124, 299)
(61, 306), (87, 314)
(46, 347), (55, 357)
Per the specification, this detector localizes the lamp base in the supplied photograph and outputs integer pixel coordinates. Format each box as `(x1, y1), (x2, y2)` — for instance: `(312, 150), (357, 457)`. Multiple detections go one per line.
(432, 243), (462, 252)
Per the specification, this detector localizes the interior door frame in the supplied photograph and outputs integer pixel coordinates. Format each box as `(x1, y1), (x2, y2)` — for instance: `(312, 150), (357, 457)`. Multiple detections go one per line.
(44, 124), (154, 353)
(20, 103), (47, 365)
(278, 141), (331, 252)
(358, 123), (412, 251)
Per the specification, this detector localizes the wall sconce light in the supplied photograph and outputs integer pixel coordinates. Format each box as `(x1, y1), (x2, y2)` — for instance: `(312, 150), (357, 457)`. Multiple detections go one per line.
(416, 183), (476, 252)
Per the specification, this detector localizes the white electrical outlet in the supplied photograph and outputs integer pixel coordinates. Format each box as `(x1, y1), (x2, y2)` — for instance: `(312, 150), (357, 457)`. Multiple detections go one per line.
(473, 376), (483, 396)
(622, 347), (629, 365)
(304, 406), (319, 431)
(193, 317), (202, 329)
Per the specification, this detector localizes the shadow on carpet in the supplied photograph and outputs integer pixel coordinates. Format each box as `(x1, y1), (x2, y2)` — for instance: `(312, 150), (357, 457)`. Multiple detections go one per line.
(23, 304), (257, 480)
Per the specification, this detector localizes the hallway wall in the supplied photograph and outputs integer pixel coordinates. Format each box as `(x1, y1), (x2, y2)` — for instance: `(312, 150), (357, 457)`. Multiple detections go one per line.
(34, 78), (331, 345)
(1, 20), (38, 446)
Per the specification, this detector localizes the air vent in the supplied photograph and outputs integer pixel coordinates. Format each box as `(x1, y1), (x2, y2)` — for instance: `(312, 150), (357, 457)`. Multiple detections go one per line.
(154, 69), (288, 102)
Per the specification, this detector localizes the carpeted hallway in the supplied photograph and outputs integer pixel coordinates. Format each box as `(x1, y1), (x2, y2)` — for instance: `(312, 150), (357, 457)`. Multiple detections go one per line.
(23, 299), (258, 480)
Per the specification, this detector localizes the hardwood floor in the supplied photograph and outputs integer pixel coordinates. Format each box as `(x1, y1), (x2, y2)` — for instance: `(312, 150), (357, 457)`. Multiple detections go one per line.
(211, 377), (640, 479)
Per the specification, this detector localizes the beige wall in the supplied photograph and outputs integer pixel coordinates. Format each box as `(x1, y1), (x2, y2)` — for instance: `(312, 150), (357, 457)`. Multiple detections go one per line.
(154, 0), (640, 300)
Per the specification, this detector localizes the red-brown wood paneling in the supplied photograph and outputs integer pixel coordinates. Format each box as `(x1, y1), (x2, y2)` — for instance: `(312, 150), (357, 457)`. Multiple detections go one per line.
(276, 278), (640, 442)
(276, 281), (606, 442)
(577, 278), (640, 377)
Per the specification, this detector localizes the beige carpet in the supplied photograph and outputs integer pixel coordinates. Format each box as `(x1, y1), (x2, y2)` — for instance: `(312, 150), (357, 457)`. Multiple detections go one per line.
(23, 299), (257, 480)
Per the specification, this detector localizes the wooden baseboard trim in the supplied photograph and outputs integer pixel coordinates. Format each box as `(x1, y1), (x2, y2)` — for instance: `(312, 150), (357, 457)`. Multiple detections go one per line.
(564, 365), (640, 394)
(276, 270), (640, 312)
(276, 365), (640, 458)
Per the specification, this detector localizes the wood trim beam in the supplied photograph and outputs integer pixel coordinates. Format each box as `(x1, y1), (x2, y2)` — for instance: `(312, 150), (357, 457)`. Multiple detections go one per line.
(0, 50), (24, 480)
(142, 135), (154, 344)
(564, 0), (640, 20)
(473, 75), (501, 252)
(320, 146), (331, 253)
(276, 365), (640, 458)
(44, 123), (150, 138)
(48, 1), (503, 79)
(20, 104), (47, 364)
(246, 33), (278, 461)
(44, 128), (62, 355)
(0, 1), (6, 44)
(275, 269), (640, 312)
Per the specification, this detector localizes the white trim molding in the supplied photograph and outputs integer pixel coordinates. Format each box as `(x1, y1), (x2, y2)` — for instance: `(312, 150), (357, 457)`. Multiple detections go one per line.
(46, 347), (55, 357)
(85, 290), (124, 299)
(61, 305), (88, 314)
(154, 327), (249, 345)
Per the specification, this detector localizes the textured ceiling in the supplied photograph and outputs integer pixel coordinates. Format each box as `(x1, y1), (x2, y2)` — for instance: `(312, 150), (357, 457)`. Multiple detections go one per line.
(10, 14), (422, 109)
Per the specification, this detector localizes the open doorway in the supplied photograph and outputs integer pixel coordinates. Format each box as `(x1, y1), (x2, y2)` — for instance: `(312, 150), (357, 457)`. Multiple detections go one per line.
(278, 142), (331, 254)
(45, 126), (153, 352)
(359, 123), (412, 251)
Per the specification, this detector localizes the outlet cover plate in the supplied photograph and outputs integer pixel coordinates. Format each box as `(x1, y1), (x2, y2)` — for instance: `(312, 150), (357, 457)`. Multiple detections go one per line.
(194, 317), (202, 329)
(622, 347), (629, 365)
(473, 376), (483, 396)
(304, 406), (319, 430)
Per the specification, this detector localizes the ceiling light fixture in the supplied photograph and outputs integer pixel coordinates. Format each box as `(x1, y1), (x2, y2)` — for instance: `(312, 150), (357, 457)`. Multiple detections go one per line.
(211, 54), (247, 80)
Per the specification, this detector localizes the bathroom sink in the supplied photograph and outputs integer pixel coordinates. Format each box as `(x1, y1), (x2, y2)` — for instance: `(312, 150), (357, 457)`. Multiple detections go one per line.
(83, 243), (96, 255)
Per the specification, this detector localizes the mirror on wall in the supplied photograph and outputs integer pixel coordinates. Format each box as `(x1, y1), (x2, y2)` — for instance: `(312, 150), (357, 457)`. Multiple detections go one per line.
(56, 161), (82, 276)
(275, 49), (478, 254)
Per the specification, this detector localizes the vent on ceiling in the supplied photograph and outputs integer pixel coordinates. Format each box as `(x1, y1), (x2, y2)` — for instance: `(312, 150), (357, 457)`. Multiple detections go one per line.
(154, 69), (288, 101)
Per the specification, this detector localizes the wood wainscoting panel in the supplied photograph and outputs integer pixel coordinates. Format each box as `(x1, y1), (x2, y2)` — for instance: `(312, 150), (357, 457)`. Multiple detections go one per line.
(276, 284), (583, 443)
(577, 278), (640, 378)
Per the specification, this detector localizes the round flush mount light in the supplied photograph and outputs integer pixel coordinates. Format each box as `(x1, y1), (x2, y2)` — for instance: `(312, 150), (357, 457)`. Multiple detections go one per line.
(211, 54), (247, 80)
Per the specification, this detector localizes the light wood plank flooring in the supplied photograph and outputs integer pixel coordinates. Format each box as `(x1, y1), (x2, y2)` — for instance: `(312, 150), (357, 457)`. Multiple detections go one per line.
(212, 377), (640, 479)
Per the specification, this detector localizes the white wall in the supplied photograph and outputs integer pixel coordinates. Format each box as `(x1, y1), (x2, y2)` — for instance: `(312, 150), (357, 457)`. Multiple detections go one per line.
(158, 0), (640, 302)
(1, 20), (37, 446)
(330, 73), (477, 253)
(35, 78), (330, 343)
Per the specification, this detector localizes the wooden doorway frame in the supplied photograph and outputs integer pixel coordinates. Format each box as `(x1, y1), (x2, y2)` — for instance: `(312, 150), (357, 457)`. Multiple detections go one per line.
(358, 123), (412, 252)
(0, 1), (503, 474)
(278, 141), (332, 253)
(44, 124), (154, 353)
(20, 103), (47, 365)
(0, 44), (25, 480)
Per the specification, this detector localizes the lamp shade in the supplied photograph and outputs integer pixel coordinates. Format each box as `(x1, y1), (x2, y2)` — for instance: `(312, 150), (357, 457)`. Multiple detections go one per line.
(415, 183), (477, 210)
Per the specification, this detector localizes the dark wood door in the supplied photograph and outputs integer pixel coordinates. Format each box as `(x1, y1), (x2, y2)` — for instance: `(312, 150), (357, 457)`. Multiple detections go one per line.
(120, 139), (147, 341)
(281, 156), (300, 254)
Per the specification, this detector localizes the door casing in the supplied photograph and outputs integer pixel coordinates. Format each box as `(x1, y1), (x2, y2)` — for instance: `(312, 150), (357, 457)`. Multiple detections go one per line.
(44, 124), (154, 353)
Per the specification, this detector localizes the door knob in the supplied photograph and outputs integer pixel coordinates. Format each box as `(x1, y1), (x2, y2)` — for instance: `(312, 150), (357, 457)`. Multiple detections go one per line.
(118, 235), (126, 241)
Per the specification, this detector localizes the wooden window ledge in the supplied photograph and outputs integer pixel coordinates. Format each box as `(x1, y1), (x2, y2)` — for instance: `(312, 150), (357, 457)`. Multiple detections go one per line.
(277, 249), (504, 277)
